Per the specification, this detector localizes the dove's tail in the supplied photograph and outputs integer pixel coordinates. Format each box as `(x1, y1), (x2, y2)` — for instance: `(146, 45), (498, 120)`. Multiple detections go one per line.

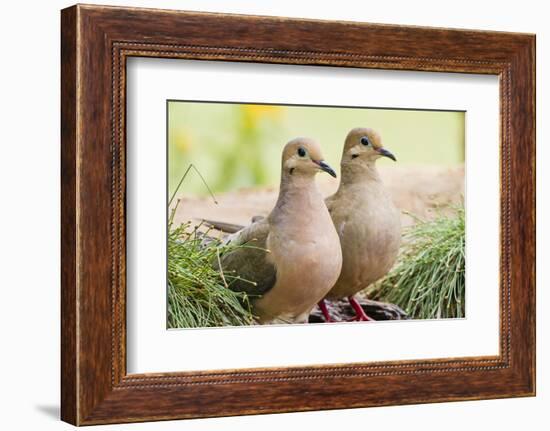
(201, 219), (245, 234)
(202, 215), (266, 234)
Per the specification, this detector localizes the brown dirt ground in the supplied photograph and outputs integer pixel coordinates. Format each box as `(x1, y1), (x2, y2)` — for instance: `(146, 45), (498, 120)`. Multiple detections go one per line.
(173, 165), (464, 230)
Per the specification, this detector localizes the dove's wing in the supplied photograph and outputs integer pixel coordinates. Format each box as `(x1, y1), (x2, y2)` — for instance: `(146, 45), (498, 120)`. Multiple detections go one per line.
(219, 218), (276, 298)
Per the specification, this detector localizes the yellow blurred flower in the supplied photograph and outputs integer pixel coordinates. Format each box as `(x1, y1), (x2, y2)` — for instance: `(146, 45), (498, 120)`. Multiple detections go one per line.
(172, 128), (193, 153)
(241, 105), (283, 128)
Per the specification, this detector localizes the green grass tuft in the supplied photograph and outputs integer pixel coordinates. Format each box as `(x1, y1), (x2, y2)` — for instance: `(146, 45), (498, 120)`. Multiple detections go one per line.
(167, 206), (256, 329)
(370, 206), (465, 319)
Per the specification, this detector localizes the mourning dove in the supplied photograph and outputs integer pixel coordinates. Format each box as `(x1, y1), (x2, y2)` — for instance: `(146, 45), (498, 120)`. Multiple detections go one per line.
(218, 138), (343, 324)
(318, 128), (401, 322)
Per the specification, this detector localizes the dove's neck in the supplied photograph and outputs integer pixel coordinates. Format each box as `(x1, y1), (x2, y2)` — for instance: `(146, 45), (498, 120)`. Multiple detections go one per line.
(277, 170), (320, 194)
(338, 161), (382, 190)
(270, 172), (323, 224)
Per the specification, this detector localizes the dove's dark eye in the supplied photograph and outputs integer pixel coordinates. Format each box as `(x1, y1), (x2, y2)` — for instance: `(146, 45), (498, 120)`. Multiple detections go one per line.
(360, 136), (371, 146)
(297, 147), (307, 157)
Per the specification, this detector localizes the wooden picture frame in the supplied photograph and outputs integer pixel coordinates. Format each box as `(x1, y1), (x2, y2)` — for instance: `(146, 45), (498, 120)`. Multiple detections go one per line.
(61, 4), (535, 425)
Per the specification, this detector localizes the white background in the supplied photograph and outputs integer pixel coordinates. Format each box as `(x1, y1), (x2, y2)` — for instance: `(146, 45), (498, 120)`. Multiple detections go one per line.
(0, 0), (546, 430)
(127, 59), (499, 373)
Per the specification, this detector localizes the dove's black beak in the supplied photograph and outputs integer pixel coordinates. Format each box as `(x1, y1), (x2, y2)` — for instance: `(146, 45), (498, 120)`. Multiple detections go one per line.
(314, 160), (337, 178)
(377, 148), (397, 162)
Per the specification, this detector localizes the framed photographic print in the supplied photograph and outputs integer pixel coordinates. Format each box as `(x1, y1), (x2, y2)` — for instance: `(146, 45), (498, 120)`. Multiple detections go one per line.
(61, 4), (535, 425)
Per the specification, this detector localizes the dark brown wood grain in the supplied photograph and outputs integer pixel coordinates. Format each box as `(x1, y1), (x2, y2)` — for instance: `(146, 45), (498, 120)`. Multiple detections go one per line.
(60, 4), (536, 425)
(60, 5), (77, 424)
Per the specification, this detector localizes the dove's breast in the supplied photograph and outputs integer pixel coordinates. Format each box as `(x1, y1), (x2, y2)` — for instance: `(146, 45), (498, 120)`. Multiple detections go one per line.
(326, 183), (401, 299)
(253, 194), (343, 324)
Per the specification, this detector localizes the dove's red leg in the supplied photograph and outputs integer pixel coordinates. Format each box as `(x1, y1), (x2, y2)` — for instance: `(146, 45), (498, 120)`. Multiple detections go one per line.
(348, 296), (374, 321)
(318, 299), (333, 323)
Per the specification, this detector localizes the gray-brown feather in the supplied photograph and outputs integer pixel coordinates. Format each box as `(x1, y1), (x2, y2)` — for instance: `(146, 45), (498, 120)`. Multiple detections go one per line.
(217, 219), (277, 298)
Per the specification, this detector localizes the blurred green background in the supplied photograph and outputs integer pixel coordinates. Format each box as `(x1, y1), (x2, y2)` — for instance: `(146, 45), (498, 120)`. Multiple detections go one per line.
(168, 101), (464, 196)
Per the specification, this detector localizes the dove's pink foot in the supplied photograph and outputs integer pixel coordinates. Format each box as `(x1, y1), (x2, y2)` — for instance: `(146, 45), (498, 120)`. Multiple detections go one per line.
(348, 296), (374, 321)
(318, 299), (333, 323)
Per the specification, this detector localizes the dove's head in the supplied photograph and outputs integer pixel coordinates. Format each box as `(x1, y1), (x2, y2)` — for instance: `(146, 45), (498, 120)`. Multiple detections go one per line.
(281, 137), (337, 178)
(341, 128), (396, 166)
